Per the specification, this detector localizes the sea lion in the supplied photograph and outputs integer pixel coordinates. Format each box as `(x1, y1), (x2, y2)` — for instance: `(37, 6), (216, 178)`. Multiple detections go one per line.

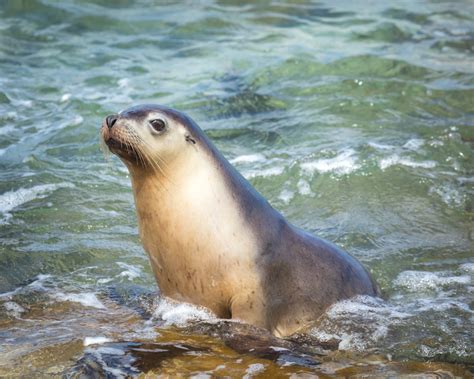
(101, 104), (379, 337)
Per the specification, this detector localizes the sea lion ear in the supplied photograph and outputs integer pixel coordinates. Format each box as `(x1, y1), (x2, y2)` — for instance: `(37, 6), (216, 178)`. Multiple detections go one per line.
(185, 134), (196, 144)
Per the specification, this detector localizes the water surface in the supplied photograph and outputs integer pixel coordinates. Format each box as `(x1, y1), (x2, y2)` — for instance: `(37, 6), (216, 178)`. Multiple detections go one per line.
(0, 0), (473, 376)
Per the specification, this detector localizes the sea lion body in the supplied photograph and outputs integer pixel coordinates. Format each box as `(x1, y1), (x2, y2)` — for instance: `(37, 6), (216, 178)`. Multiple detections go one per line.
(101, 104), (379, 337)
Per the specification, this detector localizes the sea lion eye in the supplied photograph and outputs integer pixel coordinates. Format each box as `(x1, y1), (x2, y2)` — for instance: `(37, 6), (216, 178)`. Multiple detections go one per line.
(149, 119), (166, 133)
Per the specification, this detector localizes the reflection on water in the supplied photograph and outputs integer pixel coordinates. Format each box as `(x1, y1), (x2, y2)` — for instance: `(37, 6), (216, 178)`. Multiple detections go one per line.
(0, 0), (473, 376)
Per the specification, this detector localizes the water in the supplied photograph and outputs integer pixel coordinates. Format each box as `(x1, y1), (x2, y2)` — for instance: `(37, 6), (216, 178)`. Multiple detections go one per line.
(0, 0), (473, 376)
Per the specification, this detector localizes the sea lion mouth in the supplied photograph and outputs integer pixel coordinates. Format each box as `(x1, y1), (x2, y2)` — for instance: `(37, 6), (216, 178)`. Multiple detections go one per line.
(105, 137), (123, 150)
(106, 137), (139, 161)
(101, 120), (139, 162)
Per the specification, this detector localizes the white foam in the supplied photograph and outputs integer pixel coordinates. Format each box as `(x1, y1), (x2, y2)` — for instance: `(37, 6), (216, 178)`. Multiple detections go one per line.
(84, 336), (112, 346)
(0, 287), (22, 299)
(393, 270), (471, 292)
(301, 149), (359, 175)
(84, 346), (131, 379)
(0, 182), (74, 220)
(230, 153), (265, 164)
(310, 285), (472, 354)
(297, 178), (312, 196)
(325, 296), (410, 320)
(428, 140), (444, 147)
(94, 346), (125, 356)
(152, 297), (215, 326)
(16, 99), (33, 108)
(459, 263), (474, 273)
(54, 292), (106, 309)
(0, 124), (15, 136)
(99, 208), (120, 217)
(28, 274), (52, 291)
(403, 139), (424, 150)
(379, 155), (436, 170)
(243, 363), (265, 378)
(269, 346), (288, 352)
(60, 93), (71, 102)
(309, 296), (409, 351)
(118, 78), (130, 88)
(97, 277), (114, 284)
(429, 185), (464, 206)
(116, 262), (143, 281)
(368, 141), (394, 151)
(242, 166), (284, 179)
(71, 115), (83, 126)
(414, 299), (472, 313)
(0, 274), (51, 299)
(84, 346), (134, 378)
(2, 111), (17, 121)
(457, 176), (474, 184)
(3, 301), (25, 318)
(122, 321), (159, 340)
(278, 188), (294, 204)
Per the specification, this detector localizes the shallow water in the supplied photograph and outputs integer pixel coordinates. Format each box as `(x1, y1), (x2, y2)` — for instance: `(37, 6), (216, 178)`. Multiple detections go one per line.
(0, 0), (473, 377)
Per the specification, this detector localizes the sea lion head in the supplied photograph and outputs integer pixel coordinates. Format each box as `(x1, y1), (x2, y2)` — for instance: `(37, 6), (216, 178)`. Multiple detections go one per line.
(101, 104), (199, 173)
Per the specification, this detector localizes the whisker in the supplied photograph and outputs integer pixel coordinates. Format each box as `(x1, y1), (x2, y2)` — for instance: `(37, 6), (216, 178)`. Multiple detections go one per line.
(103, 126), (174, 190)
(137, 136), (170, 177)
(140, 138), (169, 176)
(99, 130), (112, 165)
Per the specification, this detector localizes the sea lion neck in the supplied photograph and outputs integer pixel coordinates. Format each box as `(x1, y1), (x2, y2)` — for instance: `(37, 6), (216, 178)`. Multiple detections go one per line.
(127, 148), (196, 199)
(130, 143), (264, 302)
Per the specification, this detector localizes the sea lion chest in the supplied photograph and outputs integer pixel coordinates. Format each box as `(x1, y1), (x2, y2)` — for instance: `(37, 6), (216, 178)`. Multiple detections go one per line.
(132, 157), (262, 314)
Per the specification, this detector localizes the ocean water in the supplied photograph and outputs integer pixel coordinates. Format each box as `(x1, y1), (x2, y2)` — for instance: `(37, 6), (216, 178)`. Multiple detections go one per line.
(0, 0), (473, 376)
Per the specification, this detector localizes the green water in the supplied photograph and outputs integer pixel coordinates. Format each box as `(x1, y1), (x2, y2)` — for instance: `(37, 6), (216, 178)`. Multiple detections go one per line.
(0, 0), (473, 376)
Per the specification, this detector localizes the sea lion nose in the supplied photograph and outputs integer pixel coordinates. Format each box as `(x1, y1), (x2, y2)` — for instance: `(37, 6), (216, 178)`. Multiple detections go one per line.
(106, 114), (118, 129)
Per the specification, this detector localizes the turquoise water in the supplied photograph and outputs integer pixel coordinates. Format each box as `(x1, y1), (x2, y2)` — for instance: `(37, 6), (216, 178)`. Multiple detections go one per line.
(0, 0), (473, 376)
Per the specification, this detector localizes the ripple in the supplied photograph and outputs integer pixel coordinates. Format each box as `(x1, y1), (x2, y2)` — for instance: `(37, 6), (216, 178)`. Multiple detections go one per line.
(230, 153), (266, 164)
(301, 149), (360, 176)
(116, 262), (143, 281)
(393, 270), (471, 292)
(379, 155), (436, 170)
(242, 165), (285, 179)
(0, 182), (75, 222)
(354, 22), (413, 43)
(52, 292), (106, 309)
(310, 296), (409, 351)
(429, 184), (465, 207)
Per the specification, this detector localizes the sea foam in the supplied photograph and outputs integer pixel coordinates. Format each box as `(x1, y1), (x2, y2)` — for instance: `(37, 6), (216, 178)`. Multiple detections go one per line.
(116, 262), (143, 281)
(379, 155), (436, 170)
(393, 270), (471, 292)
(152, 297), (216, 326)
(53, 292), (106, 309)
(301, 149), (359, 176)
(84, 336), (112, 346)
(230, 153), (265, 164)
